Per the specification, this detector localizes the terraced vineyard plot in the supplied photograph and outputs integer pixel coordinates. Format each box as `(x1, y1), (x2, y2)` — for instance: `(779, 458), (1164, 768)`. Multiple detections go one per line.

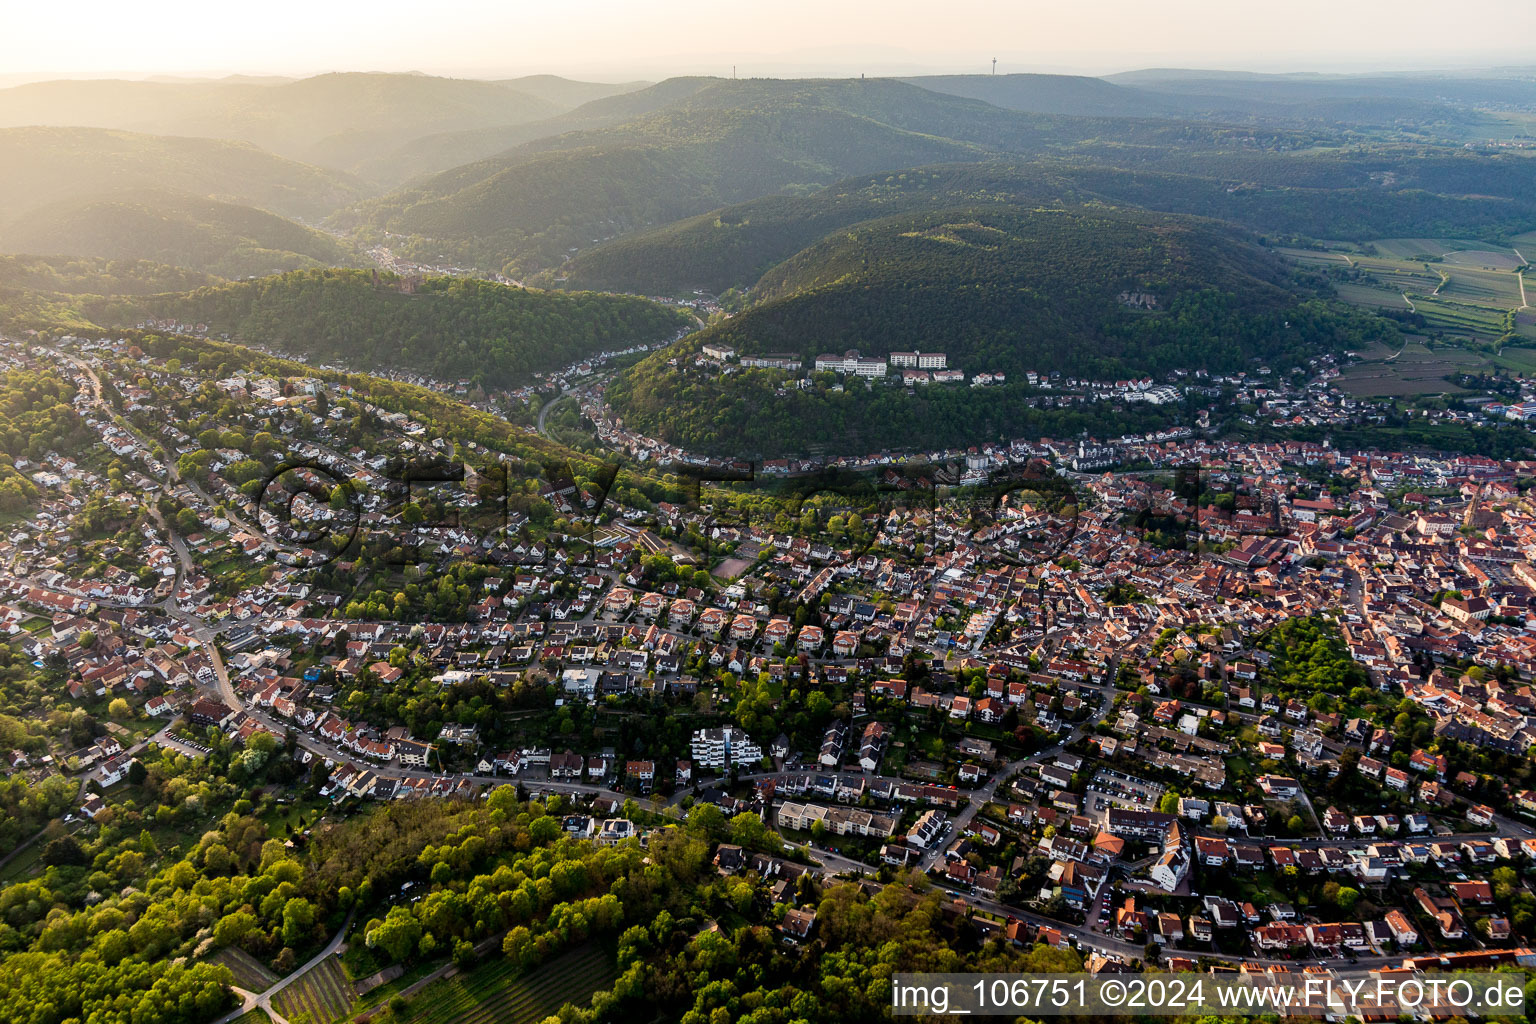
(1371, 237), (1508, 260)
(1273, 246), (1350, 266)
(1436, 267), (1524, 308)
(272, 956), (355, 1024)
(1409, 297), (1508, 336)
(1331, 282), (1411, 308)
(401, 943), (617, 1024)
(210, 947), (281, 992)
(1336, 341), (1478, 397)
(1494, 343), (1536, 373)
(1441, 248), (1524, 271)
(1347, 256), (1442, 293)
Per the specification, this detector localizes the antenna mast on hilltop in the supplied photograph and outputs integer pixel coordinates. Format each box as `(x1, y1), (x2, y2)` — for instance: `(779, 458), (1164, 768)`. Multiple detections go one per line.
(732, 65), (737, 79)
(992, 58), (997, 75)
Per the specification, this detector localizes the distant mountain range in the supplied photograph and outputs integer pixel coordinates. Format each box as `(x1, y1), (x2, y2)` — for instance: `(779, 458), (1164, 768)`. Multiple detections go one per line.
(0, 66), (1527, 431)
(0, 72), (649, 182)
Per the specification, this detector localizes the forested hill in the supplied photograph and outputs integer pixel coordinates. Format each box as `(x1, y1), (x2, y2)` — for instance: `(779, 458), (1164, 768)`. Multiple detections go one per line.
(695, 205), (1294, 375)
(0, 255), (220, 332)
(556, 157), (1536, 298)
(337, 75), (1343, 279)
(0, 189), (357, 280)
(605, 205), (1404, 454)
(0, 126), (363, 223)
(553, 164), (1079, 295)
(124, 269), (692, 386)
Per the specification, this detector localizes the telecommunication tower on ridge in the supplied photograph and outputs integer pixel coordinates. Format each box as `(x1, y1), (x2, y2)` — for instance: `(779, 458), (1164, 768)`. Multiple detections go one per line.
(992, 58), (997, 75)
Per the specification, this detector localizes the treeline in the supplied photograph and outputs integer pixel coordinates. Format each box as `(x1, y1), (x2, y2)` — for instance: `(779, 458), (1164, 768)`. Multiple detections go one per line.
(122, 269), (691, 387)
(710, 203), (1303, 383)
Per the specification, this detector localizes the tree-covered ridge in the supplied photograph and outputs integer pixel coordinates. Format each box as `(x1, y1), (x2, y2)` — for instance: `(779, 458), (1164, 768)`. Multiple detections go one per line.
(553, 164), (1078, 295)
(603, 298), (1403, 456)
(336, 75), (1349, 278)
(654, 205), (1297, 376)
(606, 204), (1408, 454)
(0, 126), (363, 224)
(339, 103), (986, 278)
(0, 189), (359, 280)
(124, 269), (693, 387)
(0, 255), (218, 297)
(557, 159), (1536, 297)
(0, 73), (655, 184)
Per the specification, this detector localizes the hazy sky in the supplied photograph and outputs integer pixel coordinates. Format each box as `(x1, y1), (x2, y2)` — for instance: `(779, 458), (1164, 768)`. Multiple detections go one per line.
(5, 0), (1535, 79)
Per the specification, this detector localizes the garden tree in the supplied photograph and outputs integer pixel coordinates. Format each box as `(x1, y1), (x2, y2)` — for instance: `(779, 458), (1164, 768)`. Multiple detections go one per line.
(211, 911), (257, 948)
(280, 897), (316, 946)
(528, 815), (561, 844)
(107, 697), (131, 719)
(728, 811), (770, 850)
(685, 802), (729, 842)
(366, 905), (423, 962)
(41, 834), (86, 866)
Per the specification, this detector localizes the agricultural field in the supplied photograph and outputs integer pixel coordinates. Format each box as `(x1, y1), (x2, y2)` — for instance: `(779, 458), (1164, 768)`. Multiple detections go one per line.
(1441, 248), (1525, 272)
(1435, 266), (1524, 308)
(1330, 282), (1411, 309)
(1335, 339), (1480, 398)
(1368, 237), (1512, 261)
(208, 947), (281, 993)
(399, 942), (618, 1024)
(1348, 256), (1443, 294)
(1273, 246), (1352, 267)
(1288, 237), (1529, 342)
(1492, 340), (1536, 374)
(1408, 297), (1508, 336)
(271, 956), (356, 1024)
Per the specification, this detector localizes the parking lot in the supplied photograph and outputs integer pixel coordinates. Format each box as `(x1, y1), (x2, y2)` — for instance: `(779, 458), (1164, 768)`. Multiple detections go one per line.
(1086, 768), (1165, 820)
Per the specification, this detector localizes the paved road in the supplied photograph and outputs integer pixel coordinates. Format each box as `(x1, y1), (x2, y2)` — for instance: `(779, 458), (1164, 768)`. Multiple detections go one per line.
(208, 910), (358, 1024)
(535, 392), (572, 438)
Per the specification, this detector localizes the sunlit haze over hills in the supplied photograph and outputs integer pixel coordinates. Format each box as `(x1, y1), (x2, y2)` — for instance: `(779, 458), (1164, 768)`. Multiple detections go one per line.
(5, 0), (1536, 79)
